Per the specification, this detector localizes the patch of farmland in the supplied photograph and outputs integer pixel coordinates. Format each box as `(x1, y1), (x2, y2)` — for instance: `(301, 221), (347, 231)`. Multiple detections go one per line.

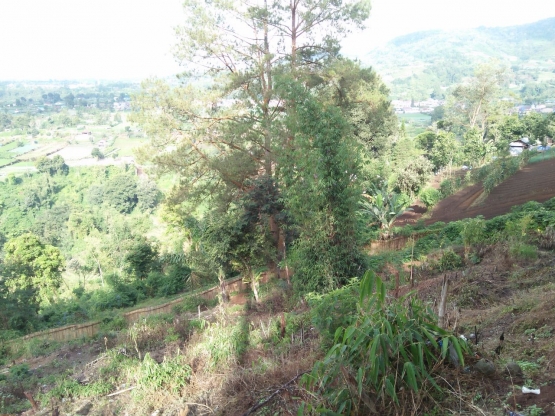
(51, 144), (96, 161)
(18, 142), (67, 160)
(427, 158), (555, 224)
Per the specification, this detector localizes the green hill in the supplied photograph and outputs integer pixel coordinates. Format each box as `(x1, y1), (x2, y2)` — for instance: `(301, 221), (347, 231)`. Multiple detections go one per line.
(362, 17), (555, 101)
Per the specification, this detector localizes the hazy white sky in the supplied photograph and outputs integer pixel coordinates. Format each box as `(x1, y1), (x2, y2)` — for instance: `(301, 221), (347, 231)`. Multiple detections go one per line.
(1, 0), (554, 80)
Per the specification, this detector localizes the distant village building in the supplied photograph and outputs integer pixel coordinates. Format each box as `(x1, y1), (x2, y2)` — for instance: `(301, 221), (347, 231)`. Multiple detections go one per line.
(75, 131), (93, 141)
(113, 102), (131, 111)
(509, 138), (530, 156)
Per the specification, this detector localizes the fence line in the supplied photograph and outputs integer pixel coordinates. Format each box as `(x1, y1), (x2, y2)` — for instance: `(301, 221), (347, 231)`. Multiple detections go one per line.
(368, 229), (439, 254)
(5, 273), (273, 348)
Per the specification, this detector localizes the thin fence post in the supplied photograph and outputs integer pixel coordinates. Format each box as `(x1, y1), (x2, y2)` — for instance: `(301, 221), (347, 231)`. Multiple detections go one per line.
(438, 275), (449, 329)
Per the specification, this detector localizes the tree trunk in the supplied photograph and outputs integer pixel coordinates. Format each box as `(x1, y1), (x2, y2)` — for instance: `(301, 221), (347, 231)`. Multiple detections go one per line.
(24, 391), (39, 412)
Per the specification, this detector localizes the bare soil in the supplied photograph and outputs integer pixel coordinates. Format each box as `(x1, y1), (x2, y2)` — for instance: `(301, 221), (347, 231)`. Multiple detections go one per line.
(396, 159), (555, 226)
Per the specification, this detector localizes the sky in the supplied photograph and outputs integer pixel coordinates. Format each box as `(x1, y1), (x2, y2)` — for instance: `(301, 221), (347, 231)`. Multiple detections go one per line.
(1, 0), (555, 81)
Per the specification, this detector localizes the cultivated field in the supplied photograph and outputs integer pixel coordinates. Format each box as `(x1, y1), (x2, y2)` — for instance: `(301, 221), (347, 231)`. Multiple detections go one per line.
(428, 159), (555, 223)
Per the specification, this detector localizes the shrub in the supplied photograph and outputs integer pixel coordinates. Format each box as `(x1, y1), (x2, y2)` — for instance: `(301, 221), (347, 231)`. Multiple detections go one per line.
(173, 295), (217, 314)
(439, 179), (455, 198)
(509, 243), (537, 260)
(89, 286), (138, 312)
(302, 271), (468, 415)
(136, 353), (191, 394)
(438, 249), (463, 271)
(100, 315), (128, 332)
(419, 187), (441, 208)
(460, 217), (486, 258)
(305, 278), (360, 348)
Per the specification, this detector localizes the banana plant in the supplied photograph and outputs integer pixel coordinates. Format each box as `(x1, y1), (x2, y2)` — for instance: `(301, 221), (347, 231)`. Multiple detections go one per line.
(360, 186), (412, 239)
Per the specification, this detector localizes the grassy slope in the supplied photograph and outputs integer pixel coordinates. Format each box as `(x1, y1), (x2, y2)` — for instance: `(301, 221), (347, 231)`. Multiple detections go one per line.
(2, 232), (555, 415)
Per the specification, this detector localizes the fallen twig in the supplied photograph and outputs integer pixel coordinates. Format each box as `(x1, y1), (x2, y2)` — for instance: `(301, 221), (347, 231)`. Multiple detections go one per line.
(183, 403), (214, 414)
(106, 386), (136, 397)
(241, 371), (308, 416)
(85, 353), (107, 368)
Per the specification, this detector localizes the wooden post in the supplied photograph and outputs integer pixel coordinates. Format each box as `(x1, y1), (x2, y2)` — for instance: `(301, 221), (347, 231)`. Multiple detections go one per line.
(438, 275), (449, 329)
(410, 235), (415, 288)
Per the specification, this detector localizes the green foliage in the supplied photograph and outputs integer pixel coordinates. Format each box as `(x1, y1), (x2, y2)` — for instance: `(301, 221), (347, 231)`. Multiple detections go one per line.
(305, 279), (360, 348)
(285, 88), (365, 292)
(41, 377), (113, 402)
(525, 404), (543, 416)
(460, 217), (486, 258)
(439, 179), (456, 198)
(124, 238), (159, 280)
(3, 233), (65, 304)
(173, 295), (217, 315)
(320, 59), (397, 158)
(136, 353), (191, 394)
(34, 155), (69, 176)
(199, 318), (249, 369)
(509, 243), (538, 260)
(393, 156), (433, 196)
(438, 249), (463, 271)
(303, 270), (468, 415)
(360, 186), (412, 238)
(462, 128), (493, 167)
(91, 147), (104, 159)
(103, 174), (138, 213)
(417, 131), (461, 171)
(136, 179), (161, 213)
(0, 363), (36, 413)
(476, 153), (529, 195)
(419, 187), (441, 208)
(145, 263), (191, 297)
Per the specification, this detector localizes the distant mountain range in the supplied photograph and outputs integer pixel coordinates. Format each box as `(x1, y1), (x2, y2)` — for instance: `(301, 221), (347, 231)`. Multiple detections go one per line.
(361, 17), (555, 102)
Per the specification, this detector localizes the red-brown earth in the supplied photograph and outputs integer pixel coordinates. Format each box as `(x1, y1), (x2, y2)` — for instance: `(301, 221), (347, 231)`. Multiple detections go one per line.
(396, 159), (555, 226)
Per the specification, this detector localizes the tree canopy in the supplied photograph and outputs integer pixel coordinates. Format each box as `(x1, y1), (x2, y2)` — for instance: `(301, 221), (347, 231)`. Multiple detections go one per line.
(131, 0), (388, 290)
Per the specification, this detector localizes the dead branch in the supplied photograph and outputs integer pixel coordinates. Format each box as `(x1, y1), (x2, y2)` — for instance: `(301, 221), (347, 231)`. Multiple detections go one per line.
(106, 386), (136, 397)
(241, 372), (308, 416)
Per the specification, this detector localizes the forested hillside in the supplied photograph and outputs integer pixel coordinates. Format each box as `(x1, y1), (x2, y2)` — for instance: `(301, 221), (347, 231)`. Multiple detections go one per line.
(364, 17), (555, 101)
(1, 2), (555, 415)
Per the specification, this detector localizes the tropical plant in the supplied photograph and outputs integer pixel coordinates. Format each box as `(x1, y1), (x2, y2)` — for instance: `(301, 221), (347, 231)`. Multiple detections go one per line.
(302, 270), (468, 415)
(360, 186), (412, 239)
(460, 216), (486, 259)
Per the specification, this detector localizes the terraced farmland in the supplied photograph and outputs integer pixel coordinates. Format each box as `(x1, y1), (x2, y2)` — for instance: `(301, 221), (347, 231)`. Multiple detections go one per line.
(428, 159), (555, 223)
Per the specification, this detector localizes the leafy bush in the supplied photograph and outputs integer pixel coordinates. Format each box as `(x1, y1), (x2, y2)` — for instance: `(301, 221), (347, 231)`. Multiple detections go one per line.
(158, 263), (191, 297)
(89, 286), (138, 312)
(439, 179), (455, 198)
(302, 271), (468, 415)
(509, 243), (537, 260)
(460, 217), (486, 258)
(419, 187), (441, 208)
(305, 278), (360, 348)
(41, 377), (113, 403)
(477, 153), (529, 195)
(100, 315), (127, 332)
(438, 249), (463, 271)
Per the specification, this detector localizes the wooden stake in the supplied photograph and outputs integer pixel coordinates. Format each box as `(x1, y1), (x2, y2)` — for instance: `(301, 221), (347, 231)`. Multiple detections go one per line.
(438, 275), (449, 329)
